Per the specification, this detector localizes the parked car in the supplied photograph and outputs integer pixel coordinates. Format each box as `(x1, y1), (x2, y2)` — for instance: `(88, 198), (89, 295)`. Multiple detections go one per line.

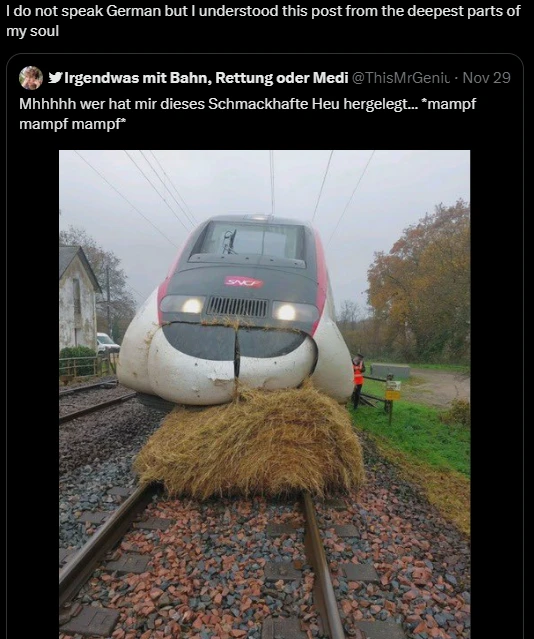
(97, 332), (120, 354)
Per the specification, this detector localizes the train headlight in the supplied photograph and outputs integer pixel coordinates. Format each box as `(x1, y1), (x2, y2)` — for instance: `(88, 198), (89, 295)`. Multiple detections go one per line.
(274, 304), (296, 320)
(160, 295), (206, 314)
(272, 302), (319, 323)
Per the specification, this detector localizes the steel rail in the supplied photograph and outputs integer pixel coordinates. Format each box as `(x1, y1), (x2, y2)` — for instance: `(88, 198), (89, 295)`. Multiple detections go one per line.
(59, 380), (118, 396)
(59, 482), (159, 611)
(302, 492), (346, 639)
(59, 392), (137, 424)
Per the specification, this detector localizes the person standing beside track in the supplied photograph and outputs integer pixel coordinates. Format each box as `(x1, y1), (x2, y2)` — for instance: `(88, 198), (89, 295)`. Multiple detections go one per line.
(351, 353), (366, 410)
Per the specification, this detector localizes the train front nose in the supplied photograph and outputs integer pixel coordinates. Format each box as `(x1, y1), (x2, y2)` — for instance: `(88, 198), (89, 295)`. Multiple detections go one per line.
(151, 322), (317, 405)
(235, 325), (317, 391)
(148, 323), (236, 406)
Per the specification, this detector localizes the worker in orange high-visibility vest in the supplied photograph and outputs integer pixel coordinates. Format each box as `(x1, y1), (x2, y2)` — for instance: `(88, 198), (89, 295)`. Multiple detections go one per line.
(352, 353), (366, 409)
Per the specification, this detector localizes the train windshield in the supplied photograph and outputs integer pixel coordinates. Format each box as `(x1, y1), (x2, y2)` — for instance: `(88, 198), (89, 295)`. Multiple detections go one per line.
(198, 222), (304, 260)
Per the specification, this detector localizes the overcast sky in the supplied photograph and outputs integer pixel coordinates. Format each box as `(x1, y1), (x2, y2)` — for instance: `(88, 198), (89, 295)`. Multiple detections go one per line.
(59, 150), (470, 314)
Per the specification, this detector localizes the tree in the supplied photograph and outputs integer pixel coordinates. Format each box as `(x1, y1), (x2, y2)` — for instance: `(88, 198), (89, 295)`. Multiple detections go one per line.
(367, 199), (470, 363)
(337, 299), (361, 331)
(59, 225), (137, 341)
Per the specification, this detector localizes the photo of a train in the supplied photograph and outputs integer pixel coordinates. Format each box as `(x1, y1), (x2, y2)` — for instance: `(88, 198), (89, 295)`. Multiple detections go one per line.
(118, 213), (354, 408)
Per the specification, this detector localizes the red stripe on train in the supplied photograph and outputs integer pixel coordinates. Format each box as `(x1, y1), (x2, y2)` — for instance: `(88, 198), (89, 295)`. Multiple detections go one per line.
(157, 235), (192, 325)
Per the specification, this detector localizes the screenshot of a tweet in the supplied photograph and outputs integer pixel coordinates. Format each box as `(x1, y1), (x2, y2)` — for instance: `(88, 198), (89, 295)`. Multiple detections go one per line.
(5, 43), (524, 639)
(9, 52), (523, 136)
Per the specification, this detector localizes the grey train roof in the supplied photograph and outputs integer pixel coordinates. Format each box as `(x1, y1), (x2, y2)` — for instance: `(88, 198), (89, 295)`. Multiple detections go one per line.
(204, 214), (313, 228)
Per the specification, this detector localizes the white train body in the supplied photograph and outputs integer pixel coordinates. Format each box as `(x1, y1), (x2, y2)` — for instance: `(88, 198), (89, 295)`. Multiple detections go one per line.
(118, 215), (353, 407)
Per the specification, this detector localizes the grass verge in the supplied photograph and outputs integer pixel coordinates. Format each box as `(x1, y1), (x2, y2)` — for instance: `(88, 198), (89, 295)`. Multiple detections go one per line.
(351, 388), (470, 536)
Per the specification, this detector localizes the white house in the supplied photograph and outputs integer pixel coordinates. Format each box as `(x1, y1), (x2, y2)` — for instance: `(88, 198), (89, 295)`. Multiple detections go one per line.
(59, 246), (102, 352)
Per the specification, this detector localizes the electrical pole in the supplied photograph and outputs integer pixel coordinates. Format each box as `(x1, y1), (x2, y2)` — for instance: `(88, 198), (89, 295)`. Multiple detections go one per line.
(106, 265), (112, 338)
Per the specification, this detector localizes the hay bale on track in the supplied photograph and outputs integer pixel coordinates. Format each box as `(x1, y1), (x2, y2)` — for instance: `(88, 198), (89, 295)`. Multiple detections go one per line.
(133, 380), (365, 500)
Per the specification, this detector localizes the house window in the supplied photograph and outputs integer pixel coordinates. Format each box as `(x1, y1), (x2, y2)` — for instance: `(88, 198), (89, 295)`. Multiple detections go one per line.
(73, 278), (81, 315)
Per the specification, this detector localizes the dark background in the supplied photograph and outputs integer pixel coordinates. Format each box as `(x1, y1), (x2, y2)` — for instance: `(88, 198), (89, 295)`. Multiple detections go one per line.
(4, 3), (529, 55)
(5, 14), (525, 636)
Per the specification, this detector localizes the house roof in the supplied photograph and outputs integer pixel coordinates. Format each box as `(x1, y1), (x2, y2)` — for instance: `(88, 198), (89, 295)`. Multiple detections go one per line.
(59, 245), (102, 293)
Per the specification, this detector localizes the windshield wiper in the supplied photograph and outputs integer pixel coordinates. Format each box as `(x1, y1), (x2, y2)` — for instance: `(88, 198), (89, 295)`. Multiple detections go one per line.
(223, 229), (238, 254)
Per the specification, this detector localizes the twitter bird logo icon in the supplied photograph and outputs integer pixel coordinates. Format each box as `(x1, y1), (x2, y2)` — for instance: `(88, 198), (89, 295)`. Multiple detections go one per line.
(49, 72), (63, 83)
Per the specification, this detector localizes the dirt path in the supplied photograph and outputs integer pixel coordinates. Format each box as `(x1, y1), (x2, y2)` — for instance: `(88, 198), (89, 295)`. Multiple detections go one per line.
(401, 368), (470, 408)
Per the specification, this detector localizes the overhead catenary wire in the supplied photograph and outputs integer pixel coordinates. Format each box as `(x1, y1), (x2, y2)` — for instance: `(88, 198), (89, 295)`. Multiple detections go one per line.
(125, 282), (144, 300)
(149, 150), (197, 225)
(73, 151), (179, 249)
(140, 150), (196, 227)
(124, 150), (192, 232)
(326, 150), (376, 248)
(311, 150), (334, 222)
(139, 149), (196, 226)
(96, 281), (144, 303)
(269, 150), (275, 217)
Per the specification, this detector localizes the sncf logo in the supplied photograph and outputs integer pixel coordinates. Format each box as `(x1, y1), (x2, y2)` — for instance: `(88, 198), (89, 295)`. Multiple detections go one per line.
(224, 276), (264, 288)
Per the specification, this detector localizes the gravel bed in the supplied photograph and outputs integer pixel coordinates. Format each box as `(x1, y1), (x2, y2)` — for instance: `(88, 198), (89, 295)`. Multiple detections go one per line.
(59, 400), (162, 476)
(60, 455), (138, 550)
(60, 496), (322, 639)
(316, 433), (470, 639)
(59, 383), (133, 417)
(59, 401), (165, 549)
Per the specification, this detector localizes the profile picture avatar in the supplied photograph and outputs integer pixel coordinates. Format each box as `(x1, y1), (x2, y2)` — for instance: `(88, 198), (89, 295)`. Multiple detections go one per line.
(19, 66), (43, 90)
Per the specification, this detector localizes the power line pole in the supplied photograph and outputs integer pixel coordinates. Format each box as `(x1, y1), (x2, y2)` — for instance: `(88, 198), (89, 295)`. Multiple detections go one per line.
(106, 265), (112, 338)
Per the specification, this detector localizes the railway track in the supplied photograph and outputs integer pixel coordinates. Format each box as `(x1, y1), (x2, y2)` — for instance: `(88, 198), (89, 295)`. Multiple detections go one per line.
(59, 487), (408, 638)
(59, 380), (118, 397)
(60, 483), (159, 613)
(59, 392), (138, 425)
